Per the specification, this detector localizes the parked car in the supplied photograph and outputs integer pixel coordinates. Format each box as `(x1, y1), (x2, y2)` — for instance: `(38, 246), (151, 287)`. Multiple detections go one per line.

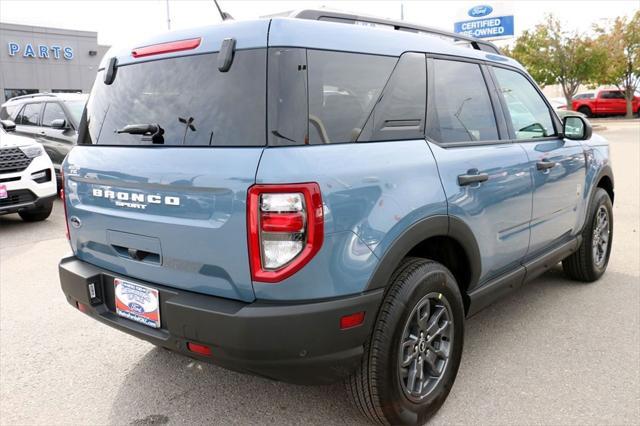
(0, 92), (88, 189)
(572, 89), (640, 117)
(0, 120), (57, 221)
(58, 10), (614, 425)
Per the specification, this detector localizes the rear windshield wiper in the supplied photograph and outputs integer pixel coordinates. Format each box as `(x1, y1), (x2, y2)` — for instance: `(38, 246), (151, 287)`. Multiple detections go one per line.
(116, 123), (164, 144)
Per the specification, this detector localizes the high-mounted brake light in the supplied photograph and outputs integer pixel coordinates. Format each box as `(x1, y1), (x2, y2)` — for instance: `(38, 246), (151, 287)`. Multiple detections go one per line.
(131, 37), (202, 58)
(247, 183), (324, 283)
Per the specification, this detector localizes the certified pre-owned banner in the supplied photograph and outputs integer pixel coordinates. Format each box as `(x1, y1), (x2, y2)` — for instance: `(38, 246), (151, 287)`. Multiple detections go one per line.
(454, 15), (514, 39)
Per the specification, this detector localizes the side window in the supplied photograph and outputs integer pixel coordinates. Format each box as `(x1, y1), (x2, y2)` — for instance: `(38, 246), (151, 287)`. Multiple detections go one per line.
(358, 52), (426, 142)
(20, 103), (41, 126)
(268, 48), (309, 146)
(427, 60), (498, 143)
(611, 91), (625, 99)
(307, 50), (396, 144)
(14, 105), (26, 124)
(492, 67), (555, 140)
(0, 105), (19, 120)
(600, 92), (613, 99)
(42, 103), (67, 127)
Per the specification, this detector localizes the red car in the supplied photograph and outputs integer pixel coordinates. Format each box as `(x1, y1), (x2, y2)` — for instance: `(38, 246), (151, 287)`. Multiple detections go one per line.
(572, 90), (640, 117)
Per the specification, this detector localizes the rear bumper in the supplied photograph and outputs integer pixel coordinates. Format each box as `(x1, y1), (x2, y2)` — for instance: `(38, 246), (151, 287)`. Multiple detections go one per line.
(58, 256), (383, 384)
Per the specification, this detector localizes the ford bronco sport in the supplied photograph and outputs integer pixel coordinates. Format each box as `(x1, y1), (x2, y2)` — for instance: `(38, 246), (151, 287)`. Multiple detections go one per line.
(58, 10), (614, 425)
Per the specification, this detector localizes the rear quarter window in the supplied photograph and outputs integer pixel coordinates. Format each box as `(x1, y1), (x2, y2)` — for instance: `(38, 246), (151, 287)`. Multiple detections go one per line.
(82, 49), (266, 146)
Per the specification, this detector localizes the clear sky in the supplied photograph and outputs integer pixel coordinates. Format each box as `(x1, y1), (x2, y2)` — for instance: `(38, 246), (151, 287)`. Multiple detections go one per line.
(0, 0), (638, 47)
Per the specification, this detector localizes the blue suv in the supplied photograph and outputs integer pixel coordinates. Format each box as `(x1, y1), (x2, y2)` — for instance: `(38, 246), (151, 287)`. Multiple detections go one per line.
(58, 11), (614, 425)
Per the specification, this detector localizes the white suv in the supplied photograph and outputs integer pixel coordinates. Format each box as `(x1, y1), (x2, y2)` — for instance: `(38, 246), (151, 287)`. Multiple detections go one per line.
(0, 120), (57, 221)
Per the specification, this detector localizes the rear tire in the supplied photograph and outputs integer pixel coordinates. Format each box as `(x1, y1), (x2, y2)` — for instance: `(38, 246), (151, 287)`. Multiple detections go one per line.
(18, 200), (53, 222)
(563, 188), (613, 282)
(578, 106), (592, 118)
(346, 258), (464, 425)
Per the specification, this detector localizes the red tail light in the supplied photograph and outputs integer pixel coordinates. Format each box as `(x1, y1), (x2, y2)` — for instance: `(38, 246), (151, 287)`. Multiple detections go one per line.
(61, 170), (69, 240)
(132, 38), (201, 58)
(247, 183), (324, 283)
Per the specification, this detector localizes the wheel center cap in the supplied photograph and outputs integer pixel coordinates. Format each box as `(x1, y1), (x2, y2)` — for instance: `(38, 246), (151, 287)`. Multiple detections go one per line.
(418, 340), (427, 352)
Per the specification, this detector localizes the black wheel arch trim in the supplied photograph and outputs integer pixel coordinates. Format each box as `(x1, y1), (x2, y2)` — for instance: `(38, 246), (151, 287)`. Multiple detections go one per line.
(364, 215), (482, 296)
(594, 164), (614, 202)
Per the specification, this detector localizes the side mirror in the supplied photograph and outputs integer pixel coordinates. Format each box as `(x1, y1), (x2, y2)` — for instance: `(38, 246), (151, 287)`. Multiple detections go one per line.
(563, 115), (592, 140)
(0, 119), (16, 132)
(51, 119), (67, 129)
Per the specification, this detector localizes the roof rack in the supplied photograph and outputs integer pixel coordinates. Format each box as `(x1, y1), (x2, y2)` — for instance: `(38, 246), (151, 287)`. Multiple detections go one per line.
(7, 92), (57, 101)
(286, 9), (502, 55)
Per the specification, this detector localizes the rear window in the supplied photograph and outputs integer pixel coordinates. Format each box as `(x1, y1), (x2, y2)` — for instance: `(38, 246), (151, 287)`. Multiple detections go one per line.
(82, 50), (266, 146)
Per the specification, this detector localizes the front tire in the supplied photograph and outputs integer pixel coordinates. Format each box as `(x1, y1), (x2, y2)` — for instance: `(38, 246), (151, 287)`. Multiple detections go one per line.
(563, 188), (613, 282)
(577, 106), (592, 118)
(347, 258), (464, 425)
(18, 200), (53, 222)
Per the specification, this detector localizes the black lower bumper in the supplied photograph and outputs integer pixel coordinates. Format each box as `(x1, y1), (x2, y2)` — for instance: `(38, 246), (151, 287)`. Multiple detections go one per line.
(0, 191), (55, 215)
(58, 256), (384, 384)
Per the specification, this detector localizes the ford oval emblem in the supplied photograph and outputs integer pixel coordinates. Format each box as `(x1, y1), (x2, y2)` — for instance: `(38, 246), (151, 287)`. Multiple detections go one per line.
(468, 5), (493, 17)
(128, 302), (145, 314)
(69, 216), (82, 229)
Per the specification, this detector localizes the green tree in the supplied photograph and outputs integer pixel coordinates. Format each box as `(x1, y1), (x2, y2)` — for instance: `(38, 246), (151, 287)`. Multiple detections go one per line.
(595, 11), (640, 118)
(507, 15), (607, 110)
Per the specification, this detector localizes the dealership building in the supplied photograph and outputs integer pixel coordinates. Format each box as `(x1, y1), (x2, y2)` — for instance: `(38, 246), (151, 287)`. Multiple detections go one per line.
(0, 22), (109, 102)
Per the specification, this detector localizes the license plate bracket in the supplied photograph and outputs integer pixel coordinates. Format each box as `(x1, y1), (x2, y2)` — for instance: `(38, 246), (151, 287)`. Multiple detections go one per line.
(114, 278), (161, 328)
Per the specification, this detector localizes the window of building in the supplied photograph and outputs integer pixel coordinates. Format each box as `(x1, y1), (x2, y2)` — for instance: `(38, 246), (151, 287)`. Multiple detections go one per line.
(427, 60), (499, 143)
(42, 103), (67, 127)
(492, 67), (555, 140)
(52, 89), (82, 94)
(3, 89), (38, 102)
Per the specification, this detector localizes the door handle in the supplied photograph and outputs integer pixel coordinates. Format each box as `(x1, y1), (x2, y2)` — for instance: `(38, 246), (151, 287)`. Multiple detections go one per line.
(536, 160), (557, 171)
(458, 172), (489, 186)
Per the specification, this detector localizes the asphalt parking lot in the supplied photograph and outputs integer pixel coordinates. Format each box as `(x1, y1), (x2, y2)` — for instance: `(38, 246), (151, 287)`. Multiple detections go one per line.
(1, 119), (638, 425)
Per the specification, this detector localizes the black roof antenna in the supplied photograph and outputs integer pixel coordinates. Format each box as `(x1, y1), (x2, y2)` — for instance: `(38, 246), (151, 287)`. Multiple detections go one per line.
(213, 0), (233, 21)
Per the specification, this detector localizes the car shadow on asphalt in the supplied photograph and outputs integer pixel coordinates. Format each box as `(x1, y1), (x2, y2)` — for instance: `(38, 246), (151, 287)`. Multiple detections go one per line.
(108, 266), (633, 426)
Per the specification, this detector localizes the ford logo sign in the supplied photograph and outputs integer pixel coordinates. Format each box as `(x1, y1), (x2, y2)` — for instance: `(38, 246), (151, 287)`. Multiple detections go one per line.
(468, 5), (493, 17)
(128, 302), (145, 314)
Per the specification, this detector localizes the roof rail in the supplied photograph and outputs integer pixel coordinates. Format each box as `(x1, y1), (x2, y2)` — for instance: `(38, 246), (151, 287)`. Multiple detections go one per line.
(286, 9), (502, 55)
(7, 92), (57, 101)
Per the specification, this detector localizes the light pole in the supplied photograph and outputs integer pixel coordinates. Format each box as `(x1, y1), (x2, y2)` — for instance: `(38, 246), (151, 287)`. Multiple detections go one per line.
(166, 0), (171, 30)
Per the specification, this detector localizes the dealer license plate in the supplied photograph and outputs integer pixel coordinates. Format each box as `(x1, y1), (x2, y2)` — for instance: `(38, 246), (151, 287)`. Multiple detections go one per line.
(114, 278), (161, 328)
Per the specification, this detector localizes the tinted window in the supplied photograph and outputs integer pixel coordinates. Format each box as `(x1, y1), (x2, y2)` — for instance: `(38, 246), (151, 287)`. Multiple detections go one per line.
(83, 50), (266, 146)
(268, 48), (308, 146)
(601, 91), (624, 99)
(42, 103), (67, 127)
(358, 52), (426, 141)
(63, 100), (85, 125)
(307, 50), (396, 144)
(19, 103), (41, 126)
(428, 60), (498, 143)
(493, 67), (555, 140)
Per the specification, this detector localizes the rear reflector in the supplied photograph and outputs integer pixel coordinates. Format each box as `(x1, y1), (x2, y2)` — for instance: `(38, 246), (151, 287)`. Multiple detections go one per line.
(76, 301), (89, 313)
(132, 37), (201, 58)
(187, 342), (212, 356)
(340, 312), (365, 330)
